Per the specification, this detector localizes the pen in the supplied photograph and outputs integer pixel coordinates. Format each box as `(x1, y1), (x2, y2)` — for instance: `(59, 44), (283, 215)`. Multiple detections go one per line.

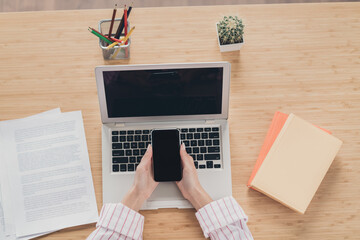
(108, 4), (117, 37)
(88, 27), (113, 44)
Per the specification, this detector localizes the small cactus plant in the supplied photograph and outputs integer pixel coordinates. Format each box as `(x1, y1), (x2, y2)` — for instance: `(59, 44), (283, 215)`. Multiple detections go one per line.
(217, 16), (244, 45)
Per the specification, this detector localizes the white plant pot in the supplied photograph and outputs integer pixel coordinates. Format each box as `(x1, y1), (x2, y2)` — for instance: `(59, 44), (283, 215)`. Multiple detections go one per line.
(216, 23), (244, 52)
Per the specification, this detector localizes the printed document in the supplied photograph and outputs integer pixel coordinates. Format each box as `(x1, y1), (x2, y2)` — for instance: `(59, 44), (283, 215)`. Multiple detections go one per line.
(0, 110), (98, 237)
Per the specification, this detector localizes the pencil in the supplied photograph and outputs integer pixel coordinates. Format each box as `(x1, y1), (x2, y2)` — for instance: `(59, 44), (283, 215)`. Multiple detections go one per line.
(88, 27), (113, 44)
(108, 4), (117, 37)
(124, 6), (128, 44)
(107, 26), (135, 49)
(114, 5), (133, 39)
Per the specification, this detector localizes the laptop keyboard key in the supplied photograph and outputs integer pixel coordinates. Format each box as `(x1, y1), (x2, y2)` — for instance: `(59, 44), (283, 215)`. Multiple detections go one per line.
(209, 132), (219, 138)
(205, 128), (211, 132)
(112, 136), (119, 142)
(126, 150), (132, 156)
(200, 147), (207, 153)
(137, 156), (142, 163)
(184, 140), (190, 146)
(189, 128), (196, 132)
(113, 157), (128, 164)
(186, 147), (192, 154)
(112, 131), (119, 135)
(113, 164), (119, 172)
(208, 147), (220, 153)
(194, 133), (200, 139)
(212, 127), (219, 131)
(142, 135), (148, 141)
(112, 143), (122, 149)
(207, 161), (213, 168)
(186, 133), (193, 139)
(139, 142), (145, 148)
(133, 149), (140, 156)
(120, 136), (126, 142)
(124, 143), (130, 149)
(135, 130), (142, 134)
(120, 131), (126, 135)
(191, 155), (196, 160)
(140, 149), (146, 155)
(199, 165), (205, 169)
(193, 147), (199, 153)
(206, 140), (212, 146)
(180, 134), (185, 140)
(214, 164), (221, 168)
(197, 154), (204, 160)
(213, 139), (220, 146)
(194, 161), (198, 169)
(127, 136), (134, 142)
(128, 164), (135, 172)
(191, 140), (197, 146)
(129, 156), (136, 163)
(131, 142), (137, 148)
(120, 164), (127, 172)
(198, 140), (204, 146)
(196, 128), (203, 132)
(127, 130), (134, 134)
(112, 150), (125, 156)
(205, 154), (220, 160)
(181, 128), (188, 133)
(201, 133), (208, 139)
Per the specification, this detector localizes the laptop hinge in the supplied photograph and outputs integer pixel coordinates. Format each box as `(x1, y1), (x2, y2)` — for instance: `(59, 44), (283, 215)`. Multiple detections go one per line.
(205, 120), (216, 124)
(115, 122), (125, 127)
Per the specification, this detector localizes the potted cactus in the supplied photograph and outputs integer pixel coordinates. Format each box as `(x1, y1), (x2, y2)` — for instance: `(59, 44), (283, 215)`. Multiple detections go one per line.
(216, 16), (244, 52)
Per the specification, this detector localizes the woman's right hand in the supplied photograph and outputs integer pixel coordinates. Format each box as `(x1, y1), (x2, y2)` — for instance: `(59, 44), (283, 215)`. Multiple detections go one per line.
(176, 144), (213, 211)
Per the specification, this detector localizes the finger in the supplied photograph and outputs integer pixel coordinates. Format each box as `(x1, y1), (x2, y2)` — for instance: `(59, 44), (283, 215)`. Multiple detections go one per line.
(179, 143), (193, 166)
(139, 144), (152, 166)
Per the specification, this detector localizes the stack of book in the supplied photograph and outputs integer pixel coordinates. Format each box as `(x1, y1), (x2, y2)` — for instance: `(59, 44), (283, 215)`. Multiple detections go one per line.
(248, 112), (342, 214)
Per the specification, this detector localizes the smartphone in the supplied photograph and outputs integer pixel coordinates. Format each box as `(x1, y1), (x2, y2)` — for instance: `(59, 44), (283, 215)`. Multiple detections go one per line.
(151, 129), (182, 182)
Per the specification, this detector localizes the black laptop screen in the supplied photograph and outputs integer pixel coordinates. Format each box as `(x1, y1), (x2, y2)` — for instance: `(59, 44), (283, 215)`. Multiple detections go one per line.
(103, 67), (223, 118)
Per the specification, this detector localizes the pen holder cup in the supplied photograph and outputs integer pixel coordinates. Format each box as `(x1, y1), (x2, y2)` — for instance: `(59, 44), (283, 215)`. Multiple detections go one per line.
(98, 19), (131, 60)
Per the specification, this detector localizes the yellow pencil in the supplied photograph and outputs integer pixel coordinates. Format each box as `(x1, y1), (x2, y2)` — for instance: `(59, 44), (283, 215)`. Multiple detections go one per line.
(107, 26), (135, 49)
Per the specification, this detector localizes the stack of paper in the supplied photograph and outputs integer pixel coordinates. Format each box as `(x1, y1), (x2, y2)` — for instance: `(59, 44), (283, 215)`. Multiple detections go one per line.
(0, 109), (98, 239)
(248, 112), (342, 214)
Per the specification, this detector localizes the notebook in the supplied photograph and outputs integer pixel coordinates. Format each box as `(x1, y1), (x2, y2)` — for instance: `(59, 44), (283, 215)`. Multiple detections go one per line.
(248, 112), (342, 214)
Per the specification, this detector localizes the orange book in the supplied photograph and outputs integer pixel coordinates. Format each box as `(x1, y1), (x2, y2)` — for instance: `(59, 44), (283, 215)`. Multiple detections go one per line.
(247, 112), (331, 187)
(247, 112), (342, 214)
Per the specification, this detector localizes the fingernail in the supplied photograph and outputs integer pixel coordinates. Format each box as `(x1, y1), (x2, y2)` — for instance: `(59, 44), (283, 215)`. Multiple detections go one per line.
(181, 143), (185, 150)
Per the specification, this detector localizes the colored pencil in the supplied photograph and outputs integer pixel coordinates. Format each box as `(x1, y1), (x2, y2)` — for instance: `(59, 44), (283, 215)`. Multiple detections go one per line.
(88, 27), (113, 44)
(107, 26), (135, 49)
(124, 6), (128, 44)
(108, 4), (117, 37)
(114, 5), (132, 39)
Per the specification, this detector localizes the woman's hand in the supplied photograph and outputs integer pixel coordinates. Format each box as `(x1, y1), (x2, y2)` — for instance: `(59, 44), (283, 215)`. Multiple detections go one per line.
(176, 144), (213, 211)
(121, 145), (158, 211)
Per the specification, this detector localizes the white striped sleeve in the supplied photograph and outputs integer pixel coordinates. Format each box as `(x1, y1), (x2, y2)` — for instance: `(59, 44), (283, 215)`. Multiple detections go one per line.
(195, 196), (253, 240)
(86, 203), (144, 240)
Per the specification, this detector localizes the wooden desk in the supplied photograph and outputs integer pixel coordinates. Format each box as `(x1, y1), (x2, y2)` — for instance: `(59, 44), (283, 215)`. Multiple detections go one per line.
(1, 2), (359, 239)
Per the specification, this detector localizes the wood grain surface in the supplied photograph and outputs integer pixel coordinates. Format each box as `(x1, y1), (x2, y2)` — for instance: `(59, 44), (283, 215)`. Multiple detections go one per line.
(0, 2), (359, 239)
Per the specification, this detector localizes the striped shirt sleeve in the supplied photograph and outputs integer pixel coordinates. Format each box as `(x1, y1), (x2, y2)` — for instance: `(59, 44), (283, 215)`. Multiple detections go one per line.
(195, 196), (254, 240)
(86, 203), (144, 240)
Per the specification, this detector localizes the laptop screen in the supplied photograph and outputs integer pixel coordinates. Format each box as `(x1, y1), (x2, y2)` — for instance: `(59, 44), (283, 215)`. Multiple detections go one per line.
(103, 67), (223, 118)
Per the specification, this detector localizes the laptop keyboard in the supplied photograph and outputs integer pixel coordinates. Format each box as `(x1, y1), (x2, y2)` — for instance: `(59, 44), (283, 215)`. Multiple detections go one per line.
(111, 127), (222, 173)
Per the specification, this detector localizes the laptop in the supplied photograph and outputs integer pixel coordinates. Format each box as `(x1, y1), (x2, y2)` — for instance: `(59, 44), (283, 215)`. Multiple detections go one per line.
(95, 62), (232, 209)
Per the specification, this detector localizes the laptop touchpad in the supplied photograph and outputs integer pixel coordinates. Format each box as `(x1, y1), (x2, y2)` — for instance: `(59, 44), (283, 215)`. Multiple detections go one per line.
(148, 182), (184, 201)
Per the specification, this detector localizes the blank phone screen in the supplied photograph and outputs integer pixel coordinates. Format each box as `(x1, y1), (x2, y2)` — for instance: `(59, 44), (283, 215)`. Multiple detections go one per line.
(152, 129), (182, 182)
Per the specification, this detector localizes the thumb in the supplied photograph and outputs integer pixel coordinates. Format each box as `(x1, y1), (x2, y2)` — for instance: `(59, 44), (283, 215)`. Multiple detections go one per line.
(179, 143), (192, 166)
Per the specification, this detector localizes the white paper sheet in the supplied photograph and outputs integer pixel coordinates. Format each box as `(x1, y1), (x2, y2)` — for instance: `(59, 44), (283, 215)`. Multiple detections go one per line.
(0, 110), (98, 237)
(0, 109), (62, 240)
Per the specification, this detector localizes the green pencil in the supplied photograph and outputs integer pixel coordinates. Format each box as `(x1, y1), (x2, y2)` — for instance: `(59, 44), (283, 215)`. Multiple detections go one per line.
(88, 27), (113, 44)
